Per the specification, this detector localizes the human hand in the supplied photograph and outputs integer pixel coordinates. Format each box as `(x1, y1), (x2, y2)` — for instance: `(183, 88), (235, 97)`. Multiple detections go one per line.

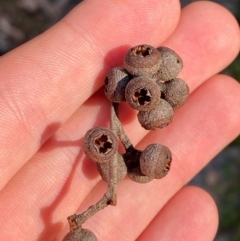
(0, 1), (239, 240)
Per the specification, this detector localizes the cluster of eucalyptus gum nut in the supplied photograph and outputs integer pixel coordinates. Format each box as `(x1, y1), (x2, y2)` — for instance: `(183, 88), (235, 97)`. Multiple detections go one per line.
(63, 44), (189, 241)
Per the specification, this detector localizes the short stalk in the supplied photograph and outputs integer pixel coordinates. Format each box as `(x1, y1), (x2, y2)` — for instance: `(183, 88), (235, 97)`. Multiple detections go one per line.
(111, 103), (134, 151)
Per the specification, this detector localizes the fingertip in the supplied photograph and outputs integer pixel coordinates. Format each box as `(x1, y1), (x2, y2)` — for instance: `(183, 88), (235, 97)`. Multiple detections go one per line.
(164, 1), (240, 90)
(138, 186), (218, 241)
(184, 1), (240, 56)
(176, 185), (219, 233)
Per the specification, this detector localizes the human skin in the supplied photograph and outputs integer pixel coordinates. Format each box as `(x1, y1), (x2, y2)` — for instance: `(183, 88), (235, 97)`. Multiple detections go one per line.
(0, 0), (239, 240)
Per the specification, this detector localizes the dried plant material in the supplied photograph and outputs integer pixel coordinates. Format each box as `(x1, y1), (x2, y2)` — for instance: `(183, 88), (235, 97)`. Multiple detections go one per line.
(161, 78), (189, 108)
(104, 67), (132, 103)
(62, 44), (188, 240)
(154, 46), (183, 81)
(125, 76), (160, 111)
(63, 228), (97, 241)
(97, 152), (127, 183)
(83, 127), (118, 163)
(140, 144), (172, 179)
(137, 99), (174, 130)
(124, 44), (161, 77)
(122, 147), (152, 183)
(128, 166), (153, 183)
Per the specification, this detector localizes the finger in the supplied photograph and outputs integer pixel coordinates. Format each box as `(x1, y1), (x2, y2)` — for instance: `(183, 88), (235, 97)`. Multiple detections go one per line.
(0, 0), (181, 189)
(165, 1), (240, 91)
(137, 186), (218, 241)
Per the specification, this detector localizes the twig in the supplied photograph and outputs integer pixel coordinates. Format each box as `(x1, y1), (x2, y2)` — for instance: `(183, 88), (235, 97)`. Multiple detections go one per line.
(111, 103), (134, 151)
(67, 103), (120, 231)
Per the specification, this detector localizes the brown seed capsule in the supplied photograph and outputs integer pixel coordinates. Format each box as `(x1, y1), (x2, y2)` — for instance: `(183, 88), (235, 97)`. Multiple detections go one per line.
(140, 144), (172, 179)
(123, 148), (153, 183)
(137, 99), (174, 130)
(97, 153), (127, 182)
(161, 78), (189, 109)
(125, 76), (160, 111)
(128, 166), (153, 183)
(124, 44), (161, 77)
(104, 67), (132, 103)
(63, 228), (97, 241)
(154, 46), (183, 81)
(156, 80), (166, 92)
(83, 127), (118, 163)
(128, 169), (153, 183)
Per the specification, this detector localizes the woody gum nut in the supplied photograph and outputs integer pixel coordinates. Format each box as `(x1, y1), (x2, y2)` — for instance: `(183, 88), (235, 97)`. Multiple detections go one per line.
(97, 153), (127, 183)
(154, 46), (183, 81)
(162, 78), (190, 109)
(83, 127), (118, 163)
(124, 44), (162, 77)
(128, 166), (153, 183)
(123, 148), (153, 183)
(125, 76), (160, 111)
(156, 80), (167, 92)
(104, 67), (132, 103)
(140, 144), (172, 179)
(62, 228), (98, 241)
(137, 99), (174, 130)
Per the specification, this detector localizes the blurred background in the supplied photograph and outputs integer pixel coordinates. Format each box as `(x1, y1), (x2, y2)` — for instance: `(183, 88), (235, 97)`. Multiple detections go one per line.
(0, 0), (239, 240)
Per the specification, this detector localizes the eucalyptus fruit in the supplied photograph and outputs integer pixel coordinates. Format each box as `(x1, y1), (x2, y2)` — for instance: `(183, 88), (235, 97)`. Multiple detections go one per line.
(62, 44), (189, 241)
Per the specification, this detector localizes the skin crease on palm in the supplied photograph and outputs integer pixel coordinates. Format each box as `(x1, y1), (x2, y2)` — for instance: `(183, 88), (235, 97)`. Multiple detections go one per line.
(0, 0), (239, 240)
